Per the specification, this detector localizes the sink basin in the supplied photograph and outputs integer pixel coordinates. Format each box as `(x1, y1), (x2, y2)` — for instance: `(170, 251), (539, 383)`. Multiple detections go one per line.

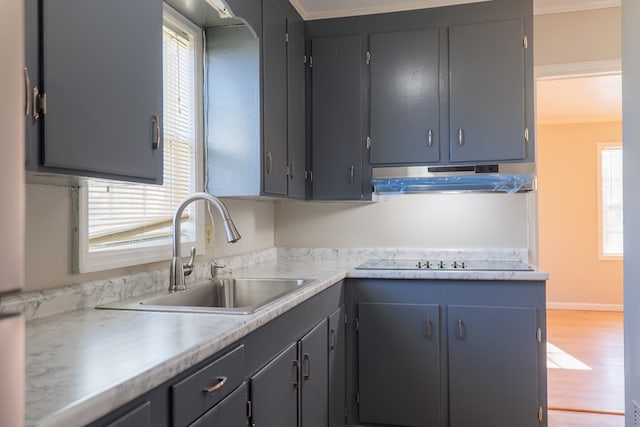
(97, 278), (314, 314)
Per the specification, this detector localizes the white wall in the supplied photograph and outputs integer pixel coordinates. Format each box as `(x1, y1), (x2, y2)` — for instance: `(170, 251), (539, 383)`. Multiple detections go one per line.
(275, 193), (532, 250)
(534, 7), (621, 67)
(25, 184), (275, 292)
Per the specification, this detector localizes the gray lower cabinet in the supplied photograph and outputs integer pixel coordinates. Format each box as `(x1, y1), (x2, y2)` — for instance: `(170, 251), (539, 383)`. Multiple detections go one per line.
(369, 29), (440, 165)
(348, 279), (546, 427)
(25, 0), (163, 184)
(300, 319), (329, 427)
(448, 19), (528, 163)
(105, 402), (151, 427)
(250, 342), (299, 427)
(358, 303), (440, 427)
(329, 306), (346, 427)
(311, 35), (365, 200)
(448, 305), (539, 427)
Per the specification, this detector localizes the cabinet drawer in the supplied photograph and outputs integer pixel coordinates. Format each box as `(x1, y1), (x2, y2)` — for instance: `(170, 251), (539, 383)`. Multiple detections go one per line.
(171, 345), (245, 427)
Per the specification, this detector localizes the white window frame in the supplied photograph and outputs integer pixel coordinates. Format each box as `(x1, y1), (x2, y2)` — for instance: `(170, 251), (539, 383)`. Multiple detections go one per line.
(597, 141), (623, 260)
(76, 6), (205, 273)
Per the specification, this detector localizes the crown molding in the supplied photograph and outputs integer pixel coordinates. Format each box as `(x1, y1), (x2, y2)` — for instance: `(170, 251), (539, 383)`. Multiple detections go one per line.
(534, 0), (620, 15)
(535, 60), (621, 79)
(294, 0), (489, 21)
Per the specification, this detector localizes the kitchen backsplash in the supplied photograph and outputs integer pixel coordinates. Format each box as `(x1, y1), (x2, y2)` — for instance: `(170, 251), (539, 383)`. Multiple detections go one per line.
(0, 246), (530, 322)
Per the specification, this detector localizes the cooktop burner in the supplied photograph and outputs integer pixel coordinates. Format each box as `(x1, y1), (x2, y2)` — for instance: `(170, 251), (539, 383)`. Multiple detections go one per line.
(355, 259), (533, 271)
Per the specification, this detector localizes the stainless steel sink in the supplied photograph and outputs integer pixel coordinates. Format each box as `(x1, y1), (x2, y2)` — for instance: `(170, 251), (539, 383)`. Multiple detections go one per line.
(97, 278), (314, 314)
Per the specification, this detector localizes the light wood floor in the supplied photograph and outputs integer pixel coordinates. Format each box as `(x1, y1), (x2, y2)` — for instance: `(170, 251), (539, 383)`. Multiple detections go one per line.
(547, 309), (625, 427)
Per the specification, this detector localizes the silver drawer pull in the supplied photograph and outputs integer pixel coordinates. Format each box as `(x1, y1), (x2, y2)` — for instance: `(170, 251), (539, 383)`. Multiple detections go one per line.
(203, 376), (227, 393)
(330, 329), (336, 350)
(349, 165), (355, 184)
(266, 152), (272, 175)
(303, 354), (311, 380)
(24, 67), (31, 117)
(458, 128), (464, 147)
(457, 320), (465, 339)
(427, 129), (433, 147)
(425, 318), (433, 339)
(151, 115), (161, 150)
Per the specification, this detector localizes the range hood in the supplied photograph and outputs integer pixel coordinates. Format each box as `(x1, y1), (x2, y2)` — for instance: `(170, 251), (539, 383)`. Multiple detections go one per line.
(371, 163), (536, 195)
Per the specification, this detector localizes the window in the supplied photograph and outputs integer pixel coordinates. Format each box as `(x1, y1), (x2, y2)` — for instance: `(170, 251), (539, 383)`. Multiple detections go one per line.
(77, 7), (204, 273)
(598, 142), (623, 258)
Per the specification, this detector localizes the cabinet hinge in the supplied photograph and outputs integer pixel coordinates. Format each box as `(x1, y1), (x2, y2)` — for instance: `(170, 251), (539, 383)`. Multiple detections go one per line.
(355, 317), (359, 332)
(247, 400), (252, 418)
(366, 51), (371, 64)
(524, 128), (530, 143)
(33, 87), (46, 120)
(309, 55), (313, 68)
(536, 327), (542, 343)
(538, 405), (543, 422)
(366, 136), (371, 150)
(285, 32), (289, 43)
(286, 165), (291, 177)
(523, 35), (529, 49)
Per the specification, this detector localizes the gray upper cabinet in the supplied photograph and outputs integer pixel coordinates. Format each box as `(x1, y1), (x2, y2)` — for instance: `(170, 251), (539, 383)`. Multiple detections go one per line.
(448, 305), (540, 427)
(449, 19), (527, 163)
(262, 0), (289, 196)
(286, 14), (307, 199)
(311, 35), (364, 200)
(358, 302), (440, 427)
(369, 29), (440, 165)
(25, 0), (163, 184)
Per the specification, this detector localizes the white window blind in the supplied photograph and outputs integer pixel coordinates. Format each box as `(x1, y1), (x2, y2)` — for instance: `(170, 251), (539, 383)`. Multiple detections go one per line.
(600, 145), (623, 257)
(85, 14), (199, 255)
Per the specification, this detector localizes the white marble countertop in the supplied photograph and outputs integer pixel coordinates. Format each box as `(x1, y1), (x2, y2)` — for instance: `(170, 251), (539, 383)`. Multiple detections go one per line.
(22, 250), (548, 427)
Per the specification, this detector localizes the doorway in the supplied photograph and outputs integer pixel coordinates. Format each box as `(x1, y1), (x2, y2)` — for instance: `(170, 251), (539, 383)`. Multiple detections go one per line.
(536, 67), (624, 426)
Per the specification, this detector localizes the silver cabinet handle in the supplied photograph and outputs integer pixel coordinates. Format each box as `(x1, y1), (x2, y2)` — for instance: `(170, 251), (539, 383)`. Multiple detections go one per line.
(457, 319), (465, 339)
(329, 329), (336, 350)
(151, 115), (161, 150)
(349, 165), (355, 184)
(458, 128), (464, 147)
(24, 68), (31, 117)
(303, 354), (311, 380)
(266, 152), (272, 175)
(427, 129), (434, 147)
(425, 318), (432, 339)
(32, 86), (41, 120)
(292, 360), (300, 389)
(289, 160), (295, 180)
(203, 376), (227, 393)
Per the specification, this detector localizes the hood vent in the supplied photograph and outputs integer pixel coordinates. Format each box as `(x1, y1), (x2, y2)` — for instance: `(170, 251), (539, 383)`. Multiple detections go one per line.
(371, 163), (536, 195)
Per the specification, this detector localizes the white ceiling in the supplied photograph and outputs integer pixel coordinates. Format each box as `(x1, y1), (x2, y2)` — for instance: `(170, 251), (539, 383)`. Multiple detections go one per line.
(536, 74), (622, 125)
(290, 0), (620, 20)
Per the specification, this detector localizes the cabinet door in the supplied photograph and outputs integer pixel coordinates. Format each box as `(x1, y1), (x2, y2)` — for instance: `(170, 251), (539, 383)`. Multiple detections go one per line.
(358, 303), (440, 427)
(40, 0), (163, 183)
(263, 0), (288, 196)
(449, 19), (526, 163)
(328, 306), (346, 427)
(190, 383), (248, 427)
(311, 35), (364, 200)
(250, 342), (297, 427)
(448, 305), (539, 427)
(300, 319), (329, 427)
(370, 29), (440, 165)
(286, 13), (306, 199)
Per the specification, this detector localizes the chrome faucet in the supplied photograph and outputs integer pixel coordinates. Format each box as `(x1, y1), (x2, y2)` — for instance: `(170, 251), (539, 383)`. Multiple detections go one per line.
(169, 192), (241, 292)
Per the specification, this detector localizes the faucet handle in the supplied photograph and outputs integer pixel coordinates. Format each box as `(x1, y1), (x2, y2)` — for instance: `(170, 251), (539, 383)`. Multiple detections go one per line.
(211, 260), (227, 278)
(183, 246), (196, 276)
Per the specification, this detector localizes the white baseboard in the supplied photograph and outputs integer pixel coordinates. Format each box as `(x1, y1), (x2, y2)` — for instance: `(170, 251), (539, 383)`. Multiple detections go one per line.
(547, 302), (623, 312)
